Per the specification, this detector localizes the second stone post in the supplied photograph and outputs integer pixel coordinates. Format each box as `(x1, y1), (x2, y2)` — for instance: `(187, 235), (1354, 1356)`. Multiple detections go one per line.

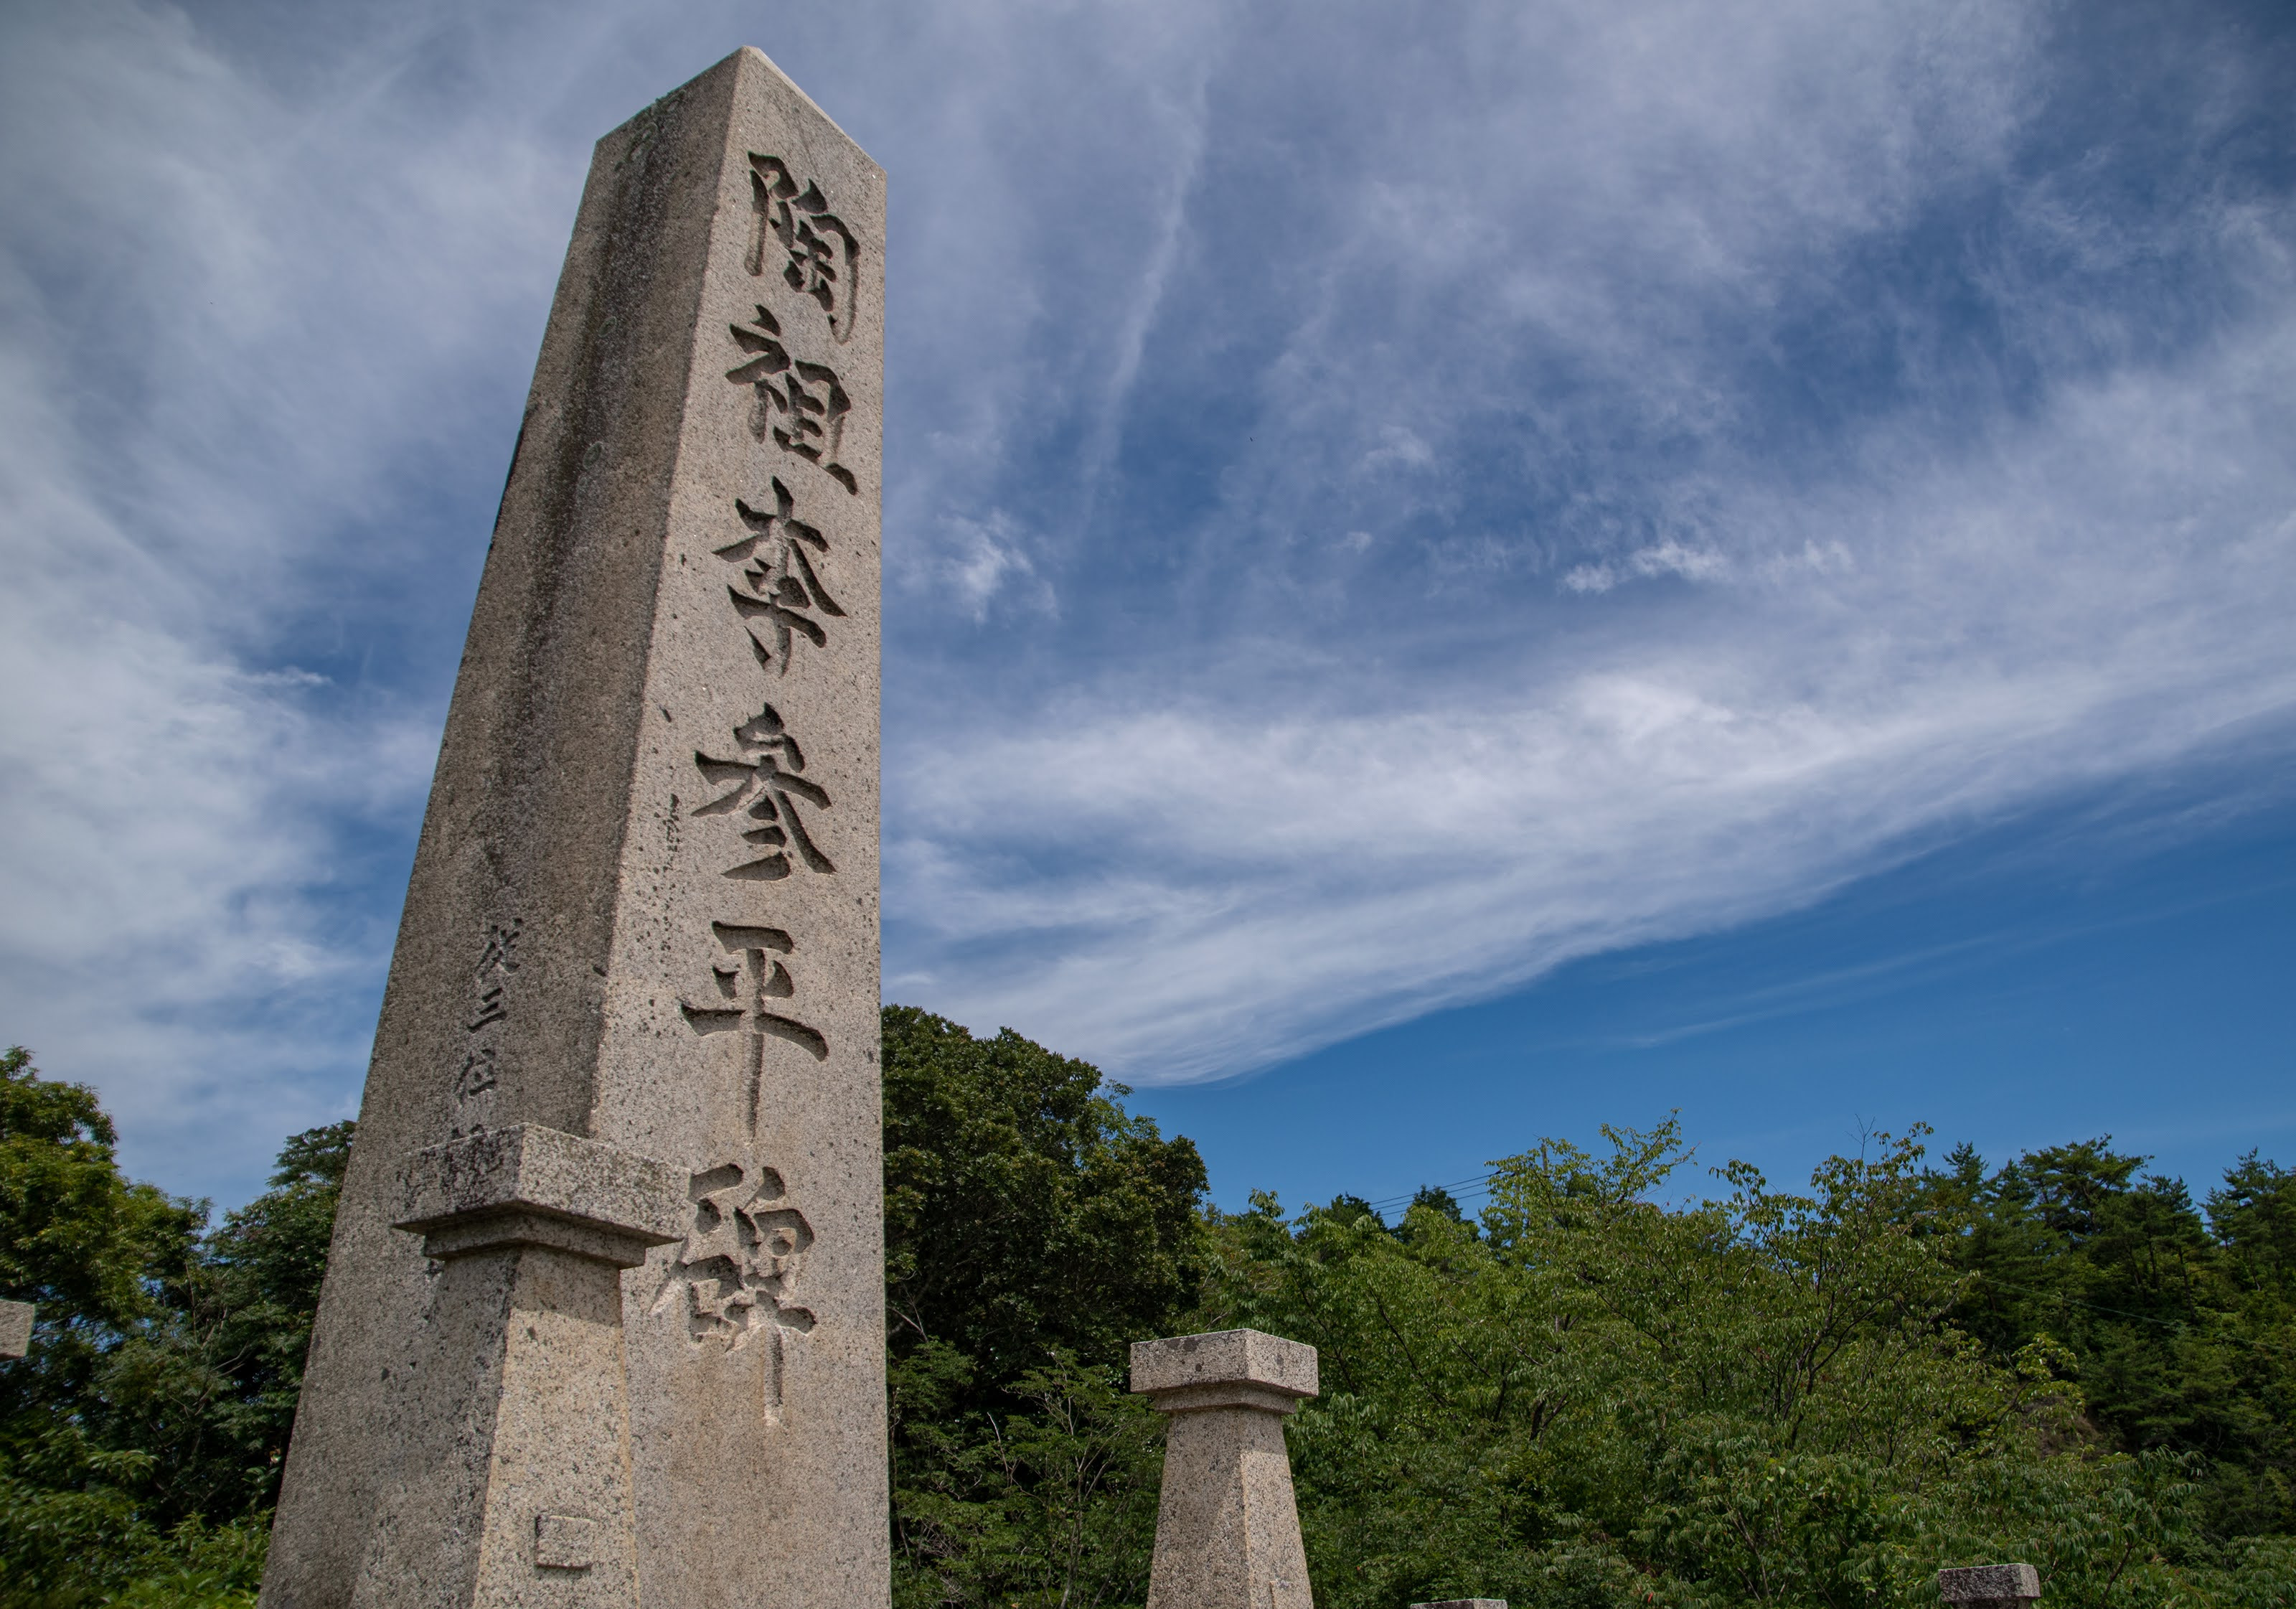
(1132, 1329), (1320, 1609)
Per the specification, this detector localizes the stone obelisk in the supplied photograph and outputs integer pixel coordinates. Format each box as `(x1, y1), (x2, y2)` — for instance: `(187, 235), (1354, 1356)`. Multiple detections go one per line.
(261, 48), (886, 1609)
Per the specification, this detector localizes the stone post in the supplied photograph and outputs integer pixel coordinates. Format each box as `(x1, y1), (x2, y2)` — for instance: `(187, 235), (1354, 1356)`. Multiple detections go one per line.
(1132, 1329), (1320, 1609)
(1937, 1565), (2041, 1607)
(261, 45), (888, 1609)
(0, 1299), (31, 1359)
(349, 1126), (688, 1608)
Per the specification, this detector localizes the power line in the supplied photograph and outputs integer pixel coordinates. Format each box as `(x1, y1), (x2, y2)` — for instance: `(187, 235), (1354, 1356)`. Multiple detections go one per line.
(1360, 1171), (1498, 1214)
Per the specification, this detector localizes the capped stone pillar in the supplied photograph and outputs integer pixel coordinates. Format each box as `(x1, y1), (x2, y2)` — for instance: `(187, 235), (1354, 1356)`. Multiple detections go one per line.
(263, 44), (888, 1609)
(1132, 1329), (1320, 1609)
(352, 1126), (687, 1608)
(1937, 1565), (2041, 1608)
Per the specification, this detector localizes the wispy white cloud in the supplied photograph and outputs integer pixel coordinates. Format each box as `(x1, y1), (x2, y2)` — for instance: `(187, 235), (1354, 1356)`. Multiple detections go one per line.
(0, 0), (574, 1193)
(874, 2), (2296, 1076)
(889, 306), (2296, 1076)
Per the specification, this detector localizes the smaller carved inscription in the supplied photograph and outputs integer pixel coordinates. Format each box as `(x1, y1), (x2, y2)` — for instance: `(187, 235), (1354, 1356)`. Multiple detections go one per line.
(453, 918), (520, 1101)
(454, 1045), (497, 1100)
(469, 920), (519, 1030)
(746, 154), (861, 344)
(727, 306), (858, 494)
(718, 477), (845, 674)
(692, 703), (834, 881)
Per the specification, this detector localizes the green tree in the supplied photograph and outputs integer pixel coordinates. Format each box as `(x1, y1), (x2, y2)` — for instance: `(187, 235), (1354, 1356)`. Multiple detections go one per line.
(1921, 1138), (2296, 1540)
(882, 1007), (1208, 1609)
(196, 1120), (352, 1508)
(1202, 1120), (2295, 1609)
(2210, 1155), (2296, 1291)
(1, 1047), (344, 1608)
(1, 1045), (200, 1394)
(98, 1119), (354, 1526)
(0, 1046), (265, 1607)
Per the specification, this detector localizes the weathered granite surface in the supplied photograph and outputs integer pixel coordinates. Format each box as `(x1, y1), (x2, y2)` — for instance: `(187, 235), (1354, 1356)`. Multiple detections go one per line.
(1411, 1599), (1508, 1609)
(393, 1123), (687, 1265)
(261, 44), (886, 1609)
(0, 1299), (30, 1359)
(1134, 1330), (1319, 1609)
(1937, 1563), (2041, 1605)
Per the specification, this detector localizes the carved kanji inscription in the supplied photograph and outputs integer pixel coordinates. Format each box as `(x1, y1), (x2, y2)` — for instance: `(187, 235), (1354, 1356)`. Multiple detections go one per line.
(727, 305), (858, 494)
(453, 917), (520, 1101)
(679, 921), (829, 1134)
(746, 154), (861, 344)
(692, 703), (834, 881)
(651, 1159), (817, 1422)
(718, 477), (845, 674)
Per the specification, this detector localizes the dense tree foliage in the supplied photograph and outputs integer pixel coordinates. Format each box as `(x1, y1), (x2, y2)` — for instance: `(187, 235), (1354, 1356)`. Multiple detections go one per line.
(1205, 1123), (2296, 1609)
(0, 1045), (306, 1608)
(882, 1007), (1210, 1609)
(4, 1026), (2292, 1609)
(1917, 1140), (2296, 1540)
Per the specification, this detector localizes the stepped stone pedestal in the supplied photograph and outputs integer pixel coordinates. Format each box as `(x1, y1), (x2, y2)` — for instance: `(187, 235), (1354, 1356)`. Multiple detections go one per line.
(260, 44), (887, 1609)
(1133, 1329), (1320, 1609)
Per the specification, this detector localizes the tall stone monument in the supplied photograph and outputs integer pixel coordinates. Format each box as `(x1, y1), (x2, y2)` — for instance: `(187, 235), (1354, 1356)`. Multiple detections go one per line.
(261, 47), (886, 1609)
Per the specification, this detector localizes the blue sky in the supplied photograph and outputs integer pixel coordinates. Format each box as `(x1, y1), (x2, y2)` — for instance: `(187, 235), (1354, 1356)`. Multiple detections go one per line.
(1, 0), (2291, 1213)
(1142, 776), (2296, 1216)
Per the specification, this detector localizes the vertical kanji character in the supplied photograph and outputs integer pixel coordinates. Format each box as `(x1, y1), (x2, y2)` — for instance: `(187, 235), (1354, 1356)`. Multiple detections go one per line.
(745, 154), (860, 344)
(691, 704), (834, 881)
(718, 477), (844, 674)
(727, 305), (859, 494)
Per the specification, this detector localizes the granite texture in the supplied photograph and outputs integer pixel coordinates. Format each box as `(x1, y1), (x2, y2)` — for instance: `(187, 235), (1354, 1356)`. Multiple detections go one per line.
(1134, 1330), (1319, 1609)
(1937, 1564), (2041, 1604)
(1411, 1600), (1508, 1608)
(0, 1299), (30, 1359)
(1131, 1328), (1319, 1399)
(395, 1123), (688, 1234)
(394, 1124), (687, 1267)
(261, 44), (887, 1609)
(345, 1244), (646, 1609)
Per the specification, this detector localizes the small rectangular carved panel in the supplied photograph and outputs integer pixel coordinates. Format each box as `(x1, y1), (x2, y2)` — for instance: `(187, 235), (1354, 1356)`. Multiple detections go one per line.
(535, 1513), (598, 1571)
